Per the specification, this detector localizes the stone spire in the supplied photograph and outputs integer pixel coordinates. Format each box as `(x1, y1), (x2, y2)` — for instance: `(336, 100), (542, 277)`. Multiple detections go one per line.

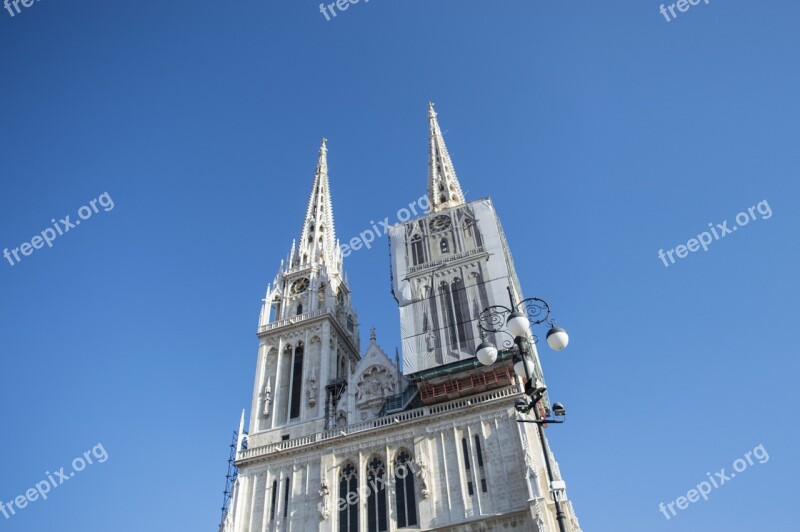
(427, 103), (465, 212)
(296, 138), (338, 269)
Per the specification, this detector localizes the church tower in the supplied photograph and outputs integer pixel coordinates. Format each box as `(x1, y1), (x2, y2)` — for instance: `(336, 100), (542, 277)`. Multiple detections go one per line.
(251, 138), (360, 438)
(222, 108), (581, 532)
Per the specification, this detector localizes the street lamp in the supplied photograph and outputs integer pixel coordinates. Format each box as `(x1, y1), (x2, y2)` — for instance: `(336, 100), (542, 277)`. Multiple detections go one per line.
(513, 355), (535, 384)
(475, 287), (569, 396)
(546, 326), (569, 351)
(475, 286), (571, 532)
(475, 340), (498, 366)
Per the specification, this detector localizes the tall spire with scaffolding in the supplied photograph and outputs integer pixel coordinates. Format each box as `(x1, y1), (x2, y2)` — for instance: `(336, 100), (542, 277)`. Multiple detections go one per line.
(427, 103), (466, 212)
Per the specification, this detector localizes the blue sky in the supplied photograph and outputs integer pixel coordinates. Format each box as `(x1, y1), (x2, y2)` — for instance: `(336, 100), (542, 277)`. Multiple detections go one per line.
(1, 1), (798, 530)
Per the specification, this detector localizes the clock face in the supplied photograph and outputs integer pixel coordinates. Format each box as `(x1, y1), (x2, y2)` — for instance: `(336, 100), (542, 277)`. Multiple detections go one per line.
(429, 215), (451, 232)
(290, 278), (310, 294)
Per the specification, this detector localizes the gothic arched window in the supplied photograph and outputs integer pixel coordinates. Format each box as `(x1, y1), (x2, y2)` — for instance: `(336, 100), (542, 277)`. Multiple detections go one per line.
(452, 277), (470, 349)
(440, 281), (457, 353)
(394, 450), (418, 527)
(270, 479), (278, 522)
(296, 303), (303, 315)
(366, 456), (388, 532)
(411, 234), (424, 266)
(289, 342), (304, 419)
(463, 220), (475, 246)
(277, 345), (293, 424)
(474, 434), (488, 493)
(339, 462), (358, 532)
(427, 285), (442, 364)
(337, 351), (345, 379)
(283, 476), (291, 519)
(462, 437), (474, 496)
(440, 238), (449, 254)
(272, 297), (282, 322)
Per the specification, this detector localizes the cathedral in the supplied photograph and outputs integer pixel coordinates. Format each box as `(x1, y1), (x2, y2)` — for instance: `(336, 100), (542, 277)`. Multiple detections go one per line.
(219, 104), (582, 532)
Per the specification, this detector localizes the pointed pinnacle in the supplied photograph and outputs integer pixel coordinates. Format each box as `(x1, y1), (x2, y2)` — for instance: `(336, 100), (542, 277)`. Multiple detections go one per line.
(427, 103), (465, 212)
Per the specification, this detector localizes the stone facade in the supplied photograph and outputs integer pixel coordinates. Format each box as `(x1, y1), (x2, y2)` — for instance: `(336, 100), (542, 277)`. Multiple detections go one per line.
(220, 107), (581, 532)
(231, 386), (578, 532)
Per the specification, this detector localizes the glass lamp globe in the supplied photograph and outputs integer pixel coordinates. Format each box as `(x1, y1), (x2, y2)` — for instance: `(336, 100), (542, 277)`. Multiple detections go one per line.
(475, 341), (498, 366)
(546, 326), (569, 351)
(514, 356), (535, 380)
(506, 311), (530, 338)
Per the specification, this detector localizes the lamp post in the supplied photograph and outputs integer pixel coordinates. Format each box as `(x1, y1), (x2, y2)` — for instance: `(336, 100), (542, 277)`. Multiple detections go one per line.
(476, 286), (570, 532)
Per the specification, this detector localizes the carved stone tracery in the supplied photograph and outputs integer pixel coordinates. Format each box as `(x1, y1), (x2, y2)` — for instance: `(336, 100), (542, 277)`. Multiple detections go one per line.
(355, 365), (397, 416)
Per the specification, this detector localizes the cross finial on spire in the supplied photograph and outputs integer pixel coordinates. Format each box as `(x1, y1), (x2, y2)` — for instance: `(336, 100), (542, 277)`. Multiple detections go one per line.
(428, 101), (437, 119)
(315, 138), (329, 177)
(427, 103), (465, 212)
(370, 326), (376, 342)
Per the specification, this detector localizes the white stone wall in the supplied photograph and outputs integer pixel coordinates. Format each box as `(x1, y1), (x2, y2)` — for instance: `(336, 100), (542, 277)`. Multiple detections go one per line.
(229, 398), (577, 532)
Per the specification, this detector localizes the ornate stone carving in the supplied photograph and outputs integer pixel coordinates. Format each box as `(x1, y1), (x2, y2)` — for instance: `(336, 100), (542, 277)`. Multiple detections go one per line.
(569, 503), (583, 532)
(335, 409), (347, 427)
(534, 497), (548, 532)
(262, 379), (272, 418)
(355, 365), (397, 417)
(425, 330), (437, 351)
(414, 459), (430, 499)
(318, 473), (330, 520)
(355, 366), (396, 401)
(307, 374), (318, 407)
